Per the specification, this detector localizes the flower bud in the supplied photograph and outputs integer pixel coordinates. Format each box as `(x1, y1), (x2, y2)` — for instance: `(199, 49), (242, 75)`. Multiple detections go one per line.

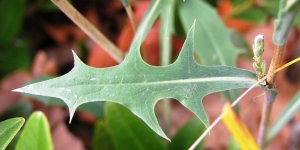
(253, 34), (264, 58)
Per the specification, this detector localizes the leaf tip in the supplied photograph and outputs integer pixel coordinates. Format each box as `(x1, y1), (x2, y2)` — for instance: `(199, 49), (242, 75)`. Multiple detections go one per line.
(192, 19), (197, 26)
(166, 137), (171, 142)
(35, 111), (44, 117)
(71, 49), (76, 55)
(188, 19), (196, 35)
(158, 130), (171, 141)
(71, 50), (84, 66)
(187, 20), (196, 40)
(68, 113), (74, 124)
(11, 84), (38, 95)
(12, 88), (22, 93)
(68, 106), (77, 124)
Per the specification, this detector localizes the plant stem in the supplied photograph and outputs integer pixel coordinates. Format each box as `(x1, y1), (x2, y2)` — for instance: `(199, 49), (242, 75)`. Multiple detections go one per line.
(256, 0), (300, 147)
(162, 99), (171, 135)
(51, 0), (124, 63)
(257, 92), (272, 148)
(256, 44), (285, 148)
(159, 0), (173, 136)
(257, 88), (277, 148)
(257, 45), (286, 147)
(121, 0), (137, 32)
(267, 45), (286, 85)
(189, 56), (300, 149)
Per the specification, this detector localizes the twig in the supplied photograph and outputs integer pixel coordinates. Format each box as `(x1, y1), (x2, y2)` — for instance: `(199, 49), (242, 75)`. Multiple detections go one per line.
(257, 88), (277, 148)
(51, 0), (124, 63)
(189, 113), (225, 150)
(256, 0), (300, 147)
(257, 92), (272, 148)
(256, 45), (285, 148)
(188, 56), (300, 150)
(189, 76), (268, 150)
(266, 45), (286, 86)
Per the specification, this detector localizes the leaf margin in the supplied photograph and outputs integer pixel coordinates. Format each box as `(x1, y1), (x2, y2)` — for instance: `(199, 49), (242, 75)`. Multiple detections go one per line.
(13, 22), (257, 140)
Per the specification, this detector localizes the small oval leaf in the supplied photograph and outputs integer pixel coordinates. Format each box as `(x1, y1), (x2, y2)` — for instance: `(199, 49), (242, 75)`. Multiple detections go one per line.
(15, 111), (53, 150)
(0, 118), (25, 150)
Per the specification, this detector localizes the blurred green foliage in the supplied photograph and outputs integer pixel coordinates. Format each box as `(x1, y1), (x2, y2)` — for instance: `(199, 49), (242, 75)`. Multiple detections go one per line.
(0, 0), (29, 78)
(0, 0), (61, 79)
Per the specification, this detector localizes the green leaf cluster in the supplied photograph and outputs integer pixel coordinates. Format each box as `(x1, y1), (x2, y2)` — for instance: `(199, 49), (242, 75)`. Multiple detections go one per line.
(0, 98), (55, 150)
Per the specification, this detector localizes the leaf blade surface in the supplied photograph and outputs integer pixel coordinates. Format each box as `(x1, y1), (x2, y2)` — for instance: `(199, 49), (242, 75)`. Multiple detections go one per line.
(0, 118), (24, 150)
(13, 23), (257, 140)
(15, 111), (53, 150)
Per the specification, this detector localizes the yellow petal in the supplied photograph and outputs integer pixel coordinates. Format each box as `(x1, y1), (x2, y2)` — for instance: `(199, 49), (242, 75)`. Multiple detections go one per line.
(222, 103), (260, 150)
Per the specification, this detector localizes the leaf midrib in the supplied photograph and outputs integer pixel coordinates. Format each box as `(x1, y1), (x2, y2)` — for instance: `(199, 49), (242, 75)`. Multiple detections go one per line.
(71, 76), (256, 87)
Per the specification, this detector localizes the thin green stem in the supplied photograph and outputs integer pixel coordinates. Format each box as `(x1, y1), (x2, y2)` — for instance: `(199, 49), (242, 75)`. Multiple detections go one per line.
(159, 11), (172, 66)
(159, 0), (173, 136)
(162, 99), (171, 136)
(257, 1), (300, 148)
(257, 88), (277, 148)
(122, 0), (137, 32)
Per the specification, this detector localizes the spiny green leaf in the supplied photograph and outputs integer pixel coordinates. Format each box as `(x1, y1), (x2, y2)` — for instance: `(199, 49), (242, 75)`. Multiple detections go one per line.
(13, 22), (257, 140)
(23, 76), (105, 118)
(0, 118), (24, 150)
